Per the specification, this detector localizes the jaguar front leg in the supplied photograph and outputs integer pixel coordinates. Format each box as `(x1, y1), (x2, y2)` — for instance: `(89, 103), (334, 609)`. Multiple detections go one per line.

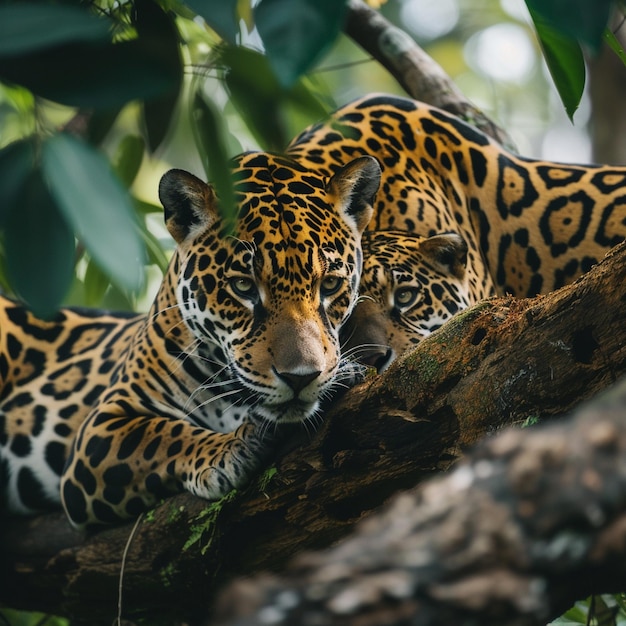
(61, 413), (271, 529)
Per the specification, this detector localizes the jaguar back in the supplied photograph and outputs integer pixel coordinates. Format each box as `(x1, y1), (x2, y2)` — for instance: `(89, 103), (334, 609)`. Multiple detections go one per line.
(288, 94), (626, 364)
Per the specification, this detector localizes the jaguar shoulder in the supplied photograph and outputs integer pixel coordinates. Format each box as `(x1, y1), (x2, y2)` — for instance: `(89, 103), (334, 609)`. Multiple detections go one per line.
(0, 153), (380, 528)
(288, 93), (626, 366)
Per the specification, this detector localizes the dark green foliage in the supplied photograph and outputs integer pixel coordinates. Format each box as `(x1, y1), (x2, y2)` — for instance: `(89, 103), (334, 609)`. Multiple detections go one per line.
(4, 167), (75, 318)
(136, 0), (183, 151)
(0, 1), (181, 110)
(41, 134), (145, 295)
(255, 0), (349, 88)
(0, 0), (623, 323)
(525, 0), (613, 51)
(219, 45), (328, 151)
(524, 0), (619, 119)
(191, 93), (237, 232)
(0, 0), (337, 313)
(184, 0), (240, 43)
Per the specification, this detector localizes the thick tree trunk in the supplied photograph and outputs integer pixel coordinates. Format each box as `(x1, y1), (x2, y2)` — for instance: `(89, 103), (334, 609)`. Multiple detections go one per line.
(213, 374), (626, 626)
(588, 29), (626, 165)
(1, 242), (625, 625)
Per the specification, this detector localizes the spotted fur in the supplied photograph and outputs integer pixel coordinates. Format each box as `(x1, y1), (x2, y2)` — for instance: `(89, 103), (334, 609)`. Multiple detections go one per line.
(0, 302), (140, 514)
(1, 153), (380, 527)
(2, 92), (625, 525)
(288, 94), (626, 364)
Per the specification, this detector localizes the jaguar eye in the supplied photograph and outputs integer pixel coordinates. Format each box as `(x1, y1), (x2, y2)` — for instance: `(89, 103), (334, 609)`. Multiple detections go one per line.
(230, 277), (257, 300)
(320, 275), (343, 297)
(394, 287), (419, 309)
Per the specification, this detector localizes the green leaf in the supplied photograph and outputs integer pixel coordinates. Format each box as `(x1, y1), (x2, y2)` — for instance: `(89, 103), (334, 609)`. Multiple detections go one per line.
(5, 169), (75, 318)
(184, 0), (240, 43)
(112, 135), (145, 189)
(0, 3), (112, 57)
(0, 139), (34, 225)
(526, 5), (586, 120)
(614, 592), (626, 614)
(604, 27), (626, 66)
(42, 134), (145, 293)
(524, 0), (612, 52)
(221, 46), (286, 149)
(135, 0), (183, 151)
(191, 93), (237, 231)
(134, 198), (164, 214)
(143, 91), (179, 154)
(87, 108), (124, 146)
(219, 45), (327, 150)
(0, 37), (180, 110)
(255, 0), (348, 87)
(100, 284), (135, 312)
(140, 226), (171, 273)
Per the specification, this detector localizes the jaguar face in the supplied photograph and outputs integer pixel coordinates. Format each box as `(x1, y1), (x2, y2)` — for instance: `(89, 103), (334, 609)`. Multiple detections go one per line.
(342, 231), (471, 372)
(159, 153), (381, 425)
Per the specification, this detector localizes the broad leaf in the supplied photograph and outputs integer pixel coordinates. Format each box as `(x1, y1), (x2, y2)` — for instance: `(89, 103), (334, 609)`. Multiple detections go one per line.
(83, 258), (113, 308)
(134, 198), (164, 214)
(100, 284), (135, 312)
(255, 0), (348, 87)
(113, 135), (145, 188)
(0, 3), (111, 57)
(87, 108), (124, 146)
(140, 227), (171, 273)
(219, 45), (327, 150)
(526, 5), (586, 120)
(0, 139), (34, 225)
(192, 94), (237, 231)
(136, 0), (183, 151)
(524, 0), (612, 52)
(42, 134), (145, 293)
(0, 38), (179, 110)
(604, 28), (626, 66)
(184, 0), (240, 43)
(221, 46), (286, 149)
(5, 169), (75, 317)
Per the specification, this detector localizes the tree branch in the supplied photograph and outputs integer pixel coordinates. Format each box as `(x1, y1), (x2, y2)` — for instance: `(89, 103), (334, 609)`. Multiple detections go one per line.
(213, 374), (626, 626)
(343, 0), (517, 150)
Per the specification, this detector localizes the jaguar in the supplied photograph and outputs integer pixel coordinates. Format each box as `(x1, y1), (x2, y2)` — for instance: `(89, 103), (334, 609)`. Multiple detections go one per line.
(0, 153), (380, 528)
(287, 94), (626, 368)
(1, 92), (625, 527)
(346, 230), (471, 371)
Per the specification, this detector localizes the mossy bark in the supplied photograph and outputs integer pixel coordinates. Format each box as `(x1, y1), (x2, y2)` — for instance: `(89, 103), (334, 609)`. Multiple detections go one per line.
(213, 377), (626, 626)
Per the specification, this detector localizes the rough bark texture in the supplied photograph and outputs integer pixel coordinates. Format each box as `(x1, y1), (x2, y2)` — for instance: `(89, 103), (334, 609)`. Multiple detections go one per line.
(212, 374), (626, 626)
(344, 0), (517, 150)
(1, 241), (625, 625)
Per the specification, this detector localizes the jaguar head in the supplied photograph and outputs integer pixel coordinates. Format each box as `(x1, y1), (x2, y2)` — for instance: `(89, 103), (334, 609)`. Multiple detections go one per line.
(341, 230), (471, 372)
(159, 153), (380, 425)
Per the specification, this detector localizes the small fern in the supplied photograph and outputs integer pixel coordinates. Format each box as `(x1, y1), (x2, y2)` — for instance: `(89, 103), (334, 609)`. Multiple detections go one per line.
(182, 489), (239, 555)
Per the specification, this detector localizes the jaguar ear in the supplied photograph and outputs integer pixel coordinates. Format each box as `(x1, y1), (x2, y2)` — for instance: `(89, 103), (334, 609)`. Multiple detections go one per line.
(327, 156), (380, 234)
(421, 233), (468, 279)
(159, 169), (219, 244)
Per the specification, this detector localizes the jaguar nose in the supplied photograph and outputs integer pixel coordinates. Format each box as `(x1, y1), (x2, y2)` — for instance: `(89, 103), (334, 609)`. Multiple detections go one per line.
(274, 368), (322, 394)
